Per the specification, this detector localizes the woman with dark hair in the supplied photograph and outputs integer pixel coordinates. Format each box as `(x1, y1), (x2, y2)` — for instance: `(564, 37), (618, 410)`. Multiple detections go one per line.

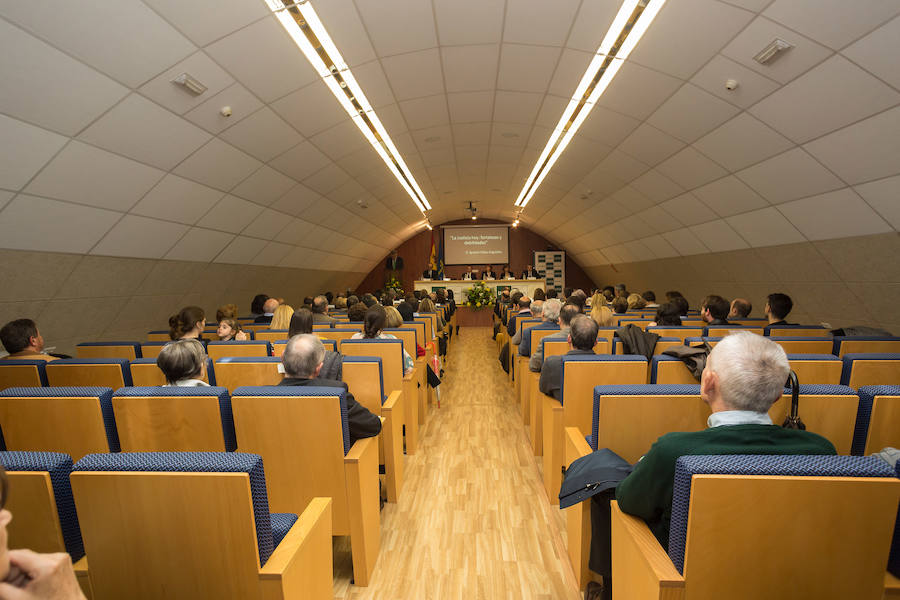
(288, 307), (342, 380)
(168, 306), (205, 342)
(250, 294), (269, 317)
(351, 305), (414, 375)
(348, 302), (368, 322)
(533, 288), (546, 301)
(652, 302), (683, 327)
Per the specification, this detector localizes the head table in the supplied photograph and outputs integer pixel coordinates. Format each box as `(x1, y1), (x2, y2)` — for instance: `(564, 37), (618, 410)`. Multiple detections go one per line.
(414, 278), (548, 300)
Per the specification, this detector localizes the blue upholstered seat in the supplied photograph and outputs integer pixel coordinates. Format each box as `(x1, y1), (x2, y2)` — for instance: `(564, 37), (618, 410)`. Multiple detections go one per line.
(232, 386), (350, 454)
(851, 385), (900, 456)
(786, 353), (841, 361)
(113, 386), (236, 451)
(0, 450), (84, 560)
(667, 454), (896, 574)
(0, 359), (49, 387)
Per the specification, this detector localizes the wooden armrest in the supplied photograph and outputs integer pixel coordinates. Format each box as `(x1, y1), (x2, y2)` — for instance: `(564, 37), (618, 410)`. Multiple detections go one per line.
(565, 427), (592, 463)
(73, 556), (93, 600)
(343, 435), (381, 586)
(403, 371), (415, 382)
(381, 389), (404, 502)
(345, 435), (377, 463)
(383, 389), (401, 411)
(610, 501), (684, 599)
(886, 572), (900, 596)
(259, 498), (333, 599)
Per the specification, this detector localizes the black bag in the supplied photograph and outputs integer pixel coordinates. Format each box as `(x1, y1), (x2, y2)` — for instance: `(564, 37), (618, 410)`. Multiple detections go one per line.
(782, 370), (806, 430)
(558, 448), (633, 509)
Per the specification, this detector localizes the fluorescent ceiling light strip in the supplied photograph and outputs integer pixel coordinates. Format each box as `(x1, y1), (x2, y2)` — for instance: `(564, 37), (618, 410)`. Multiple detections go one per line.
(514, 0), (665, 208)
(267, 0), (431, 213)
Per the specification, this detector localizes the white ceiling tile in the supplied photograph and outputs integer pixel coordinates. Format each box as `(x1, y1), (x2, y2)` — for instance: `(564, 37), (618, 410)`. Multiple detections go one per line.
(251, 241), (294, 266)
(504, 0), (580, 46)
(640, 234), (680, 258)
(0, 194), (119, 253)
(268, 141), (333, 182)
(622, 239), (656, 263)
(662, 227), (710, 256)
(720, 16), (833, 84)
(397, 95), (451, 128)
(593, 151), (649, 185)
(274, 218), (316, 244)
(25, 141), (164, 211)
(491, 122), (532, 147)
(303, 163), (351, 195)
(205, 16), (318, 102)
(688, 219), (749, 252)
(497, 44), (561, 93)
(230, 166), (296, 206)
(91, 215), (189, 259)
(656, 147), (728, 190)
(141, 0), (269, 47)
(311, 119), (368, 162)
(803, 105), (900, 185)
(164, 227), (235, 262)
(629, 0), (754, 79)
(348, 60), (397, 109)
(842, 15), (900, 90)
(411, 125), (452, 150)
(0, 19), (127, 136)
(0, 114), (67, 190)
(637, 206), (681, 234)
(693, 112), (795, 171)
(618, 124), (685, 167)
(778, 188), (892, 241)
(270, 80), (348, 138)
(381, 49), (445, 101)
(355, 0), (437, 57)
(853, 175), (900, 230)
(660, 193), (716, 226)
(78, 94), (211, 170)
(311, 0), (377, 67)
(647, 84), (742, 144)
(749, 54), (899, 144)
(219, 107), (303, 162)
(183, 83), (263, 134)
(596, 61), (683, 120)
(270, 185), (324, 218)
(214, 235), (269, 264)
(577, 104), (641, 147)
(690, 54), (782, 109)
(566, 0), (621, 52)
(173, 138), (261, 191)
(139, 51), (235, 115)
(433, 0), (505, 45)
(630, 170), (683, 204)
(0, 191), (13, 212)
(763, 0), (900, 50)
(0, 0), (195, 87)
(130, 174), (224, 225)
(441, 45), (500, 93)
(547, 49), (594, 98)
(200, 195), (263, 233)
(693, 175), (769, 217)
(725, 206), (806, 246)
(736, 147), (845, 204)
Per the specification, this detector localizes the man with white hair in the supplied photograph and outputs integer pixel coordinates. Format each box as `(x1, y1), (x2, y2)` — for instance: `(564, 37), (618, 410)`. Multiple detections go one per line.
(517, 298), (562, 358)
(277, 334), (381, 444)
(254, 298), (280, 324)
(510, 299), (544, 346)
(586, 332), (836, 600)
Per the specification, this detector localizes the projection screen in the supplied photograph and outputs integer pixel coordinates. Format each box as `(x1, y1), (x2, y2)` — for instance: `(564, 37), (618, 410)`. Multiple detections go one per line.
(443, 225), (509, 265)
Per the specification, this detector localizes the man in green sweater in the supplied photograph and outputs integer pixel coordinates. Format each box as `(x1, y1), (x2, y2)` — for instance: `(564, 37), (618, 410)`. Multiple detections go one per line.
(587, 331), (836, 600)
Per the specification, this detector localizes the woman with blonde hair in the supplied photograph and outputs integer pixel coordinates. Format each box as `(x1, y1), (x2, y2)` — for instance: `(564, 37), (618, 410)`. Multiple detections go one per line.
(627, 293), (647, 310)
(269, 304), (295, 330)
(417, 297), (445, 330)
(590, 291), (606, 310)
(590, 304), (615, 327)
(216, 303), (239, 322)
(383, 305), (404, 329)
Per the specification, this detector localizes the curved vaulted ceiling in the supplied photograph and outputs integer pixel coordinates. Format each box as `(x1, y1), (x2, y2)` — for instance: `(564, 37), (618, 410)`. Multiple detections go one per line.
(0, 0), (898, 277)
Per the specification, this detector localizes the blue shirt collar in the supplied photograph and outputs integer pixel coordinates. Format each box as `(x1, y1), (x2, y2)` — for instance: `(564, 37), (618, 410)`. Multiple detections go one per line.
(708, 410), (773, 428)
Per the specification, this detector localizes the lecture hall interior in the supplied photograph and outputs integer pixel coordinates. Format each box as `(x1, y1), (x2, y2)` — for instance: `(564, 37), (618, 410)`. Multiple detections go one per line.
(1, 0), (900, 598)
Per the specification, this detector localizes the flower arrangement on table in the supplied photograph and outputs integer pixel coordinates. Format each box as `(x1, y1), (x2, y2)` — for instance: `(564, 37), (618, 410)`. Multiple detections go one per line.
(385, 276), (404, 295)
(464, 281), (495, 310)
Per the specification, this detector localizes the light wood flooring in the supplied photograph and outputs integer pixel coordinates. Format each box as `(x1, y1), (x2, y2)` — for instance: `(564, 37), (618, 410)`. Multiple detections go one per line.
(332, 326), (581, 599)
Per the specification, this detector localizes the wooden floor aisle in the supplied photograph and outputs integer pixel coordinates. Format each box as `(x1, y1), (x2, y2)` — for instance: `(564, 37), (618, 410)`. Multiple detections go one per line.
(333, 326), (581, 599)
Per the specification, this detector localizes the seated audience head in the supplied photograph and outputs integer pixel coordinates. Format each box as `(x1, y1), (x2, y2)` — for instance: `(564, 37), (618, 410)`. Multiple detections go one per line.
(626, 293), (647, 310)
(559, 304), (580, 328)
(641, 291), (656, 304)
(346, 295), (359, 307)
(533, 288), (546, 301)
(569, 315), (599, 351)
(418, 297), (436, 313)
(700, 295), (730, 323)
(701, 331), (789, 413)
(766, 293), (794, 323)
(611, 297), (628, 315)
(545, 288), (558, 299)
(729, 298), (753, 319)
(569, 289), (587, 311)
(250, 294), (269, 316)
(216, 303), (239, 322)
(334, 296), (347, 310)
(282, 334), (325, 379)
(269, 304), (295, 330)
(654, 303), (683, 327)
(590, 291), (604, 309)
(602, 289), (614, 303)
(362, 294), (377, 308)
(563, 287), (574, 300)
(510, 291), (523, 307)
(384, 305), (404, 328)
(614, 283), (627, 298)
(157, 339), (207, 385)
(530, 300), (544, 318)
(363, 305), (387, 339)
(302, 296), (313, 307)
(325, 292), (334, 304)
(543, 298), (562, 323)
(671, 295), (689, 316)
(518, 296), (532, 311)
(590, 304), (615, 327)
(216, 318), (244, 341)
(601, 285), (614, 296)
(288, 308), (314, 336)
(311, 296), (329, 315)
(348, 302), (368, 322)
(665, 290), (683, 301)
(262, 298), (279, 315)
(0, 318), (46, 357)
(168, 306), (205, 341)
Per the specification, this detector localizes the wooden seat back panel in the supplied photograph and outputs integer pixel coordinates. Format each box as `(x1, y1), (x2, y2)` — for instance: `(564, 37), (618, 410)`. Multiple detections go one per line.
(0, 396), (110, 461)
(207, 345), (269, 360)
(0, 364), (45, 389)
(767, 393), (859, 454)
(341, 342), (404, 394)
(5, 471), (66, 554)
(46, 364), (126, 390)
(214, 362), (281, 393)
(562, 361), (648, 434)
(865, 393), (900, 454)
(76, 345), (138, 360)
(847, 360), (900, 389)
(113, 395), (227, 452)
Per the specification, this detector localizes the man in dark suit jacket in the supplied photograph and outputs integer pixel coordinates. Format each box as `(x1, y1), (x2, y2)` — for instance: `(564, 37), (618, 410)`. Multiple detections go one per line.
(480, 265), (497, 279)
(254, 298), (279, 324)
(422, 265), (439, 279)
(506, 296), (532, 337)
(539, 315), (598, 400)
(277, 334), (381, 444)
(521, 265), (539, 279)
(386, 250), (404, 271)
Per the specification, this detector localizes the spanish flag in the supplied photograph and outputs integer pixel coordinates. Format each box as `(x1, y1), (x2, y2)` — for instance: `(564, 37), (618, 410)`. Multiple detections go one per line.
(429, 229), (436, 269)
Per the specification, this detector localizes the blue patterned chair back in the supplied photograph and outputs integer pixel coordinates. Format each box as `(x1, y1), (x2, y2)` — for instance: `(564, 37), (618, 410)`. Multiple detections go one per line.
(853, 385), (900, 456)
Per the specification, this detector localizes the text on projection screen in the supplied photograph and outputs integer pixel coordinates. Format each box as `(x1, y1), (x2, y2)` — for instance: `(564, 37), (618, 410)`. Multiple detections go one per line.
(443, 226), (509, 265)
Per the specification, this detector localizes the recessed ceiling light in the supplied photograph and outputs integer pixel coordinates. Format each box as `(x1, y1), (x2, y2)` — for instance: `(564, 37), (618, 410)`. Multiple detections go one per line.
(424, 136), (441, 142)
(513, 0), (666, 209)
(501, 132), (519, 138)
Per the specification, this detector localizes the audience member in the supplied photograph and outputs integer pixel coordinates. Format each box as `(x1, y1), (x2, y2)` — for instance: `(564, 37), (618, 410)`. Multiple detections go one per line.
(611, 297), (628, 315)
(728, 298), (752, 319)
(216, 318), (248, 341)
(518, 299), (561, 358)
(671, 295), (689, 317)
(641, 291), (658, 308)
(288, 308), (341, 380)
(614, 283), (627, 298)
(311, 296), (337, 325)
(397, 300), (414, 322)
(511, 301), (544, 346)
(590, 303), (615, 327)
(700, 295), (730, 325)
(765, 293), (796, 326)
(546, 288), (558, 299)
(169, 306), (205, 341)
(302, 296), (313, 308)
(325, 292), (334, 305)
(250, 294), (269, 318)
(351, 306), (414, 375)
(665, 290), (683, 302)
(269, 304), (294, 330)
(533, 288), (546, 301)
(333, 297), (348, 313)
(0, 319), (57, 362)
(651, 303), (683, 327)
(568, 290), (587, 313)
(538, 316), (598, 400)
(216, 303), (239, 322)
(361, 294), (378, 308)
(507, 296), (532, 337)
(348, 302), (368, 322)
(157, 339), (209, 387)
(277, 334), (381, 444)
(530, 304), (580, 372)
(626, 293), (647, 310)
(563, 287), (574, 300)
(383, 305), (404, 328)
(254, 299), (279, 324)
(417, 298), (445, 330)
